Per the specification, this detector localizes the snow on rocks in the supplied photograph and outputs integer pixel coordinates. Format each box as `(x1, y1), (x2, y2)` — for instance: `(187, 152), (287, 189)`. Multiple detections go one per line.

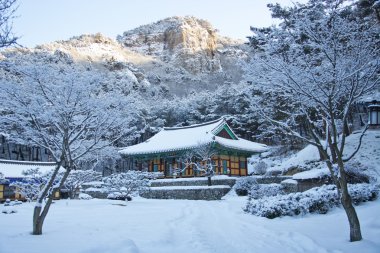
(292, 168), (330, 180)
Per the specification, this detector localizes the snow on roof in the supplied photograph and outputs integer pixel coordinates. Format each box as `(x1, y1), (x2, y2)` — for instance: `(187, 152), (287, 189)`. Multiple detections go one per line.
(119, 118), (268, 156)
(0, 159), (58, 178)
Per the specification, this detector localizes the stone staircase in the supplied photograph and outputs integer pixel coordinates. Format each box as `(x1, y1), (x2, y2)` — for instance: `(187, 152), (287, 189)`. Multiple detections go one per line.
(141, 176), (236, 200)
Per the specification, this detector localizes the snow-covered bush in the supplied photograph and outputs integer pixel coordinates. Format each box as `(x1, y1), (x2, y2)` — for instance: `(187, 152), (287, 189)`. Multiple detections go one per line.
(252, 161), (268, 175)
(10, 168), (51, 201)
(235, 177), (284, 197)
(2, 207), (17, 214)
(249, 183), (284, 200)
(234, 177), (257, 196)
(107, 192), (132, 201)
(348, 184), (379, 205)
(345, 162), (372, 184)
(245, 184), (379, 219)
(102, 171), (152, 198)
(78, 193), (93, 200)
(63, 170), (102, 199)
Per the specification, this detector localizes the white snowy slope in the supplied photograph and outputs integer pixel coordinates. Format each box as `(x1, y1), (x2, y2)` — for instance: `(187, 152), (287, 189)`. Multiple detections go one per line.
(0, 196), (379, 253)
(264, 130), (380, 181)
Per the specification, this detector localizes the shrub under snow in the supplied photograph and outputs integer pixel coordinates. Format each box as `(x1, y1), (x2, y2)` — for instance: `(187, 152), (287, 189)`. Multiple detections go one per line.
(235, 177), (284, 197)
(252, 161), (268, 175)
(235, 177), (258, 196)
(244, 184), (379, 219)
(102, 171), (156, 198)
(249, 183), (284, 200)
(107, 192), (133, 201)
(78, 193), (93, 200)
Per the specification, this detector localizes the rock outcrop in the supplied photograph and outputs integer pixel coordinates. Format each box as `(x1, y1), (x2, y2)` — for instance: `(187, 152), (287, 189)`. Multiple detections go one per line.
(118, 16), (221, 74)
(2, 16), (252, 96)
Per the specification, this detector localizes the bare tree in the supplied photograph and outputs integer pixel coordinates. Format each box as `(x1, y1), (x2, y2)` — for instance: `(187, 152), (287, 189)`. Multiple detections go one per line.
(0, 53), (133, 235)
(0, 0), (18, 48)
(249, 0), (379, 242)
(181, 143), (216, 186)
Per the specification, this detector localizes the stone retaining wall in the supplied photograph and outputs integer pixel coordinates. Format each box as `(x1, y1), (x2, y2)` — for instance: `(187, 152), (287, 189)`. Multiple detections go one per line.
(140, 186), (231, 200)
(150, 178), (236, 187)
(84, 189), (109, 199)
(252, 176), (292, 184)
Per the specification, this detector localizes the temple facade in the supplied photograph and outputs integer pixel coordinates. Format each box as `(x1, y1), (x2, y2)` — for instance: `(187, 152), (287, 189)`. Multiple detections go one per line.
(119, 118), (268, 177)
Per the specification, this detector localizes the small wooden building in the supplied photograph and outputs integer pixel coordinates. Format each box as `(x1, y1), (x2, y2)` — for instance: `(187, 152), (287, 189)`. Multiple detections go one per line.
(0, 159), (60, 202)
(119, 118), (268, 177)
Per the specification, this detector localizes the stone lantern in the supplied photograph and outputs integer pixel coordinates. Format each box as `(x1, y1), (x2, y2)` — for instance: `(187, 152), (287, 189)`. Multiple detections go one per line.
(368, 100), (380, 128)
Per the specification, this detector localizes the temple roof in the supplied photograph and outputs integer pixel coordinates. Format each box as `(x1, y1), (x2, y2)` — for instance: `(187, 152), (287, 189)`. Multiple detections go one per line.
(0, 159), (58, 178)
(119, 118), (268, 156)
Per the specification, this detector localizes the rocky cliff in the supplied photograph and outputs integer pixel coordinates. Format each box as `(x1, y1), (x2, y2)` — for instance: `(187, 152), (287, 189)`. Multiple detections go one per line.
(117, 16), (251, 94)
(1, 16), (252, 96)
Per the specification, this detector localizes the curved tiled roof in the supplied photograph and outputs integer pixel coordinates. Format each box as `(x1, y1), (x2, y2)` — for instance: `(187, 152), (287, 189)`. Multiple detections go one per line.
(0, 159), (58, 178)
(119, 118), (267, 156)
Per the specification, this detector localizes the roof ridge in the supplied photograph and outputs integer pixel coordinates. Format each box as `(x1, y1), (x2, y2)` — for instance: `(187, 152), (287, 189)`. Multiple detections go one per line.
(0, 159), (57, 166)
(163, 118), (224, 131)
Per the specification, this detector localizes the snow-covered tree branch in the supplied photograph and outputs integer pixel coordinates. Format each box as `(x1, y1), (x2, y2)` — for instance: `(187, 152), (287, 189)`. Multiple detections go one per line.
(248, 0), (379, 242)
(181, 143), (216, 186)
(63, 170), (102, 199)
(0, 0), (18, 48)
(0, 51), (135, 235)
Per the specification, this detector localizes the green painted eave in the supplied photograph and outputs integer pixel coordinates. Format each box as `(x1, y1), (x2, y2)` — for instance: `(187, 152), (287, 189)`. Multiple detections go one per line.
(213, 123), (238, 140)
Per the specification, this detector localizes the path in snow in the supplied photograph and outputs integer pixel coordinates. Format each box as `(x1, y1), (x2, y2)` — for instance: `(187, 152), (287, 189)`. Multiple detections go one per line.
(0, 196), (379, 253)
(155, 199), (328, 253)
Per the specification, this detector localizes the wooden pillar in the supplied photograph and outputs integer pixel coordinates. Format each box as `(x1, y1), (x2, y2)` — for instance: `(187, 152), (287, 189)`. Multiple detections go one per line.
(180, 159), (183, 177)
(228, 155), (231, 176)
(217, 156), (221, 175)
(245, 159), (248, 176)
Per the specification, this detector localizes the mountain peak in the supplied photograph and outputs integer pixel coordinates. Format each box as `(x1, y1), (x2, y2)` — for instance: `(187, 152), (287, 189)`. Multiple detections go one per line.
(117, 16), (220, 74)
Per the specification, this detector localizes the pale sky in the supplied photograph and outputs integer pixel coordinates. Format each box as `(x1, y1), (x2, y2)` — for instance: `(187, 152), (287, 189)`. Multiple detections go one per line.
(14, 0), (305, 48)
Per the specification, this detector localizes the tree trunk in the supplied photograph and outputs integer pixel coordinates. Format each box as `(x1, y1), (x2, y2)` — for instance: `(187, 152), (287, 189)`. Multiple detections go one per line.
(341, 189), (362, 241)
(338, 162), (362, 241)
(207, 176), (212, 186)
(33, 205), (46, 235)
(317, 143), (362, 242)
(32, 166), (71, 235)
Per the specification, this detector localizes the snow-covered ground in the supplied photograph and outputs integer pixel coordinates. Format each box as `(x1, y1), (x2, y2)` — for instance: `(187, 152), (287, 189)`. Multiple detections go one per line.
(1, 131), (378, 253)
(1, 195), (379, 253)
